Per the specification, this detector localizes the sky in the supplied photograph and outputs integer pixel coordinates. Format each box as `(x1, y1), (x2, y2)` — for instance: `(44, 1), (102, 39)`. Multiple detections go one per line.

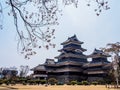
(0, 0), (120, 73)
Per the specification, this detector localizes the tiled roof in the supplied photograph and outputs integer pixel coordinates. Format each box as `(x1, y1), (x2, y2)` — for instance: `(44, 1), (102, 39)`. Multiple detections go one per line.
(61, 35), (83, 45)
(88, 48), (110, 58)
(31, 64), (46, 71)
(56, 53), (87, 59)
(84, 62), (105, 67)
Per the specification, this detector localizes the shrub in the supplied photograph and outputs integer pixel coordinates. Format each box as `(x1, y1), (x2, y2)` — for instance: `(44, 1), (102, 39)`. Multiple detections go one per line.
(3, 79), (10, 85)
(22, 81), (27, 85)
(34, 80), (40, 85)
(10, 81), (16, 85)
(0, 79), (3, 85)
(70, 81), (77, 85)
(81, 81), (89, 85)
(48, 78), (57, 85)
(40, 80), (47, 85)
(19, 78), (27, 84)
(92, 81), (98, 85)
(5, 81), (10, 85)
(28, 80), (36, 85)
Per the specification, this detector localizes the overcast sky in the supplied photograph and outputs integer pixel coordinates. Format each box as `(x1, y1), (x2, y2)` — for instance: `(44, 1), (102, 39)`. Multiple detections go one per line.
(0, 0), (120, 71)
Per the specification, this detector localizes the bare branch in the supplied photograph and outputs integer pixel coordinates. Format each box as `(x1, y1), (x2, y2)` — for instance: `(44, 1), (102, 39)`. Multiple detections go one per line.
(0, 0), (110, 59)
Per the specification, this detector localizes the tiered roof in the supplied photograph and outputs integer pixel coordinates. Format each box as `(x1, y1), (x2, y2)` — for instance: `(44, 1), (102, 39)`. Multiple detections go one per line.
(57, 61), (83, 66)
(61, 35), (84, 45)
(89, 48), (110, 58)
(56, 35), (87, 63)
(56, 53), (87, 59)
(45, 59), (55, 64)
(58, 47), (86, 52)
(88, 48), (110, 64)
(85, 49), (110, 75)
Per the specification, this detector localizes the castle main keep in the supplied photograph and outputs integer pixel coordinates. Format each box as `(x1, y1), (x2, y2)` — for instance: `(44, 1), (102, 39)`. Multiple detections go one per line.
(31, 35), (111, 83)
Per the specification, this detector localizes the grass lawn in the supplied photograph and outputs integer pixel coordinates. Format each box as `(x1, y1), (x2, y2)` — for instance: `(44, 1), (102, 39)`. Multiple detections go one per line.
(0, 85), (120, 90)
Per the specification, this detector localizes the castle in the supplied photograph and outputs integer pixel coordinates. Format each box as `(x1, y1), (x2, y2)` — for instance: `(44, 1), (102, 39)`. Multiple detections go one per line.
(31, 35), (111, 83)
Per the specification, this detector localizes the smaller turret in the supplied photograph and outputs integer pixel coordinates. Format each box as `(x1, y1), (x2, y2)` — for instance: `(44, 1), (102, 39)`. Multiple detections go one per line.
(89, 48), (110, 63)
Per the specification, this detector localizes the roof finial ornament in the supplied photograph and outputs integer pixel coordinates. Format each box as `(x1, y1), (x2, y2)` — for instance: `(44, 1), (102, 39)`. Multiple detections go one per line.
(94, 48), (97, 51)
(74, 34), (76, 37)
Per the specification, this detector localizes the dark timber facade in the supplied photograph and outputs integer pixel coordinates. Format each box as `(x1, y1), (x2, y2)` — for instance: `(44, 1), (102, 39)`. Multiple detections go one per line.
(31, 35), (111, 83)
